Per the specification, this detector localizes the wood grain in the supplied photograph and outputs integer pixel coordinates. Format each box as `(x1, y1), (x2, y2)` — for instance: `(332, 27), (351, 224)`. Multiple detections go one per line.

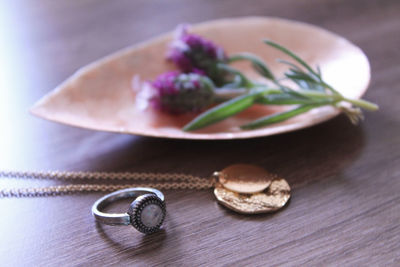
(0, 0), (399, 266)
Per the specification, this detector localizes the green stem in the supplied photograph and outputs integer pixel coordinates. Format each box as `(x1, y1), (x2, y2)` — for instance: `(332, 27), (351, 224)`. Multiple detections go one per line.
(257, 94), (334, 105)
(241, 104), (325, 130)
(272, 80), (311, 100)
(215, 86), (378, 112)
(298, 90), (340, 100)
(343, 98), (379, 111)
(214, 87), (281, 102)
(214, 88), (249, 101)
(300, 89), (378, 111)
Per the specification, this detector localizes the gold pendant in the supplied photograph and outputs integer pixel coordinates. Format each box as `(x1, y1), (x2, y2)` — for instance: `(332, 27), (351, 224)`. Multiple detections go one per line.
(213, 164), (291, 214)
(215, 164), (273, 194)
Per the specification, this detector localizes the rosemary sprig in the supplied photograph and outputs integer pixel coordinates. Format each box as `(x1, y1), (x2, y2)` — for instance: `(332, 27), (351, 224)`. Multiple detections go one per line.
(182, 41), (378, 131)
(183, 88), (280, 131)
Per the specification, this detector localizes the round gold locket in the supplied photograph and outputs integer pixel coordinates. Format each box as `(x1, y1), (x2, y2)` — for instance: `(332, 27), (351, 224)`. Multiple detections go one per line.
(213, 164), (291, 214)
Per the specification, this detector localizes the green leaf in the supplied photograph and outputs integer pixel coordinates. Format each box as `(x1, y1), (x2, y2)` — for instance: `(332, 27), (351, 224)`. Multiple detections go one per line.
(217, 64), (253, 88)
(265, 40), (342, 96)
(277, 83), (311, 100)
(284, 71), (324, 92)
(295, 80), (325, 92)
(276, 59), (301, 70)
(183, 91), (264, 131)
(285, 73), (317, 83)
(264, 40), (319, 78)
(240, 104), (323, 130)
(229, 53), (275, 80)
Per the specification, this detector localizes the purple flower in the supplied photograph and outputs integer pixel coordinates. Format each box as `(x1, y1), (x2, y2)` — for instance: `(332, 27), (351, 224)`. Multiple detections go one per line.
(167, 25), (228, 85)
(140, 71), (215, 114)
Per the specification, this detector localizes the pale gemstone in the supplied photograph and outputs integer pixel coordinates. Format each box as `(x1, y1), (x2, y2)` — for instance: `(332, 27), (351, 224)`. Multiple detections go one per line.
(140, 204), (163, 228)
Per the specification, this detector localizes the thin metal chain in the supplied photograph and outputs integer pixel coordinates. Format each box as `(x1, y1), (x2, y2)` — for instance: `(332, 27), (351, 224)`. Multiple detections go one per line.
(0, 170), (215, 197)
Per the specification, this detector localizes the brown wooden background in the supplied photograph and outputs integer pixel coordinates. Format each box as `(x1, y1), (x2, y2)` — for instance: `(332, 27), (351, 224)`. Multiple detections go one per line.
(0, 0), (399, 266)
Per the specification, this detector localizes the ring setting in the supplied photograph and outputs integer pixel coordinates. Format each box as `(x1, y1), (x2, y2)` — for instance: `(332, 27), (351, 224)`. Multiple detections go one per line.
(128, 194), (166, 234)
(92, 187), (166, 234)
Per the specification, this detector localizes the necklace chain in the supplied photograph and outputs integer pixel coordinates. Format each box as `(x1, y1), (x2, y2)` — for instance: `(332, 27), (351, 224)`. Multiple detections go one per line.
(0, 170), (214, 197)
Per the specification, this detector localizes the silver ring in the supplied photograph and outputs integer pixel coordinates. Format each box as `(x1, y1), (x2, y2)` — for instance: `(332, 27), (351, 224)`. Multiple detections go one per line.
(92, 187), (166, 234)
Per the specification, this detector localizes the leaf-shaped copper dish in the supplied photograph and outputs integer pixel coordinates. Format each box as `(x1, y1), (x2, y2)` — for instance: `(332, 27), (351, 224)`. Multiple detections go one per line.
(31, 17), (370, 140)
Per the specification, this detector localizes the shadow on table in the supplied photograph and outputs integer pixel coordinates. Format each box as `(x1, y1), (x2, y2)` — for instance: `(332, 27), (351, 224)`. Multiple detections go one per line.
(94, 211), (182, 261)
(95, 221), (166, 252)
(85, 114), (365, 185)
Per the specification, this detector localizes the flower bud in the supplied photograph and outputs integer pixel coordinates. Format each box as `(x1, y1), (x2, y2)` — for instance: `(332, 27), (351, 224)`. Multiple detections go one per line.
(167, 25), (228, 85)
(147, 71), (215, 114)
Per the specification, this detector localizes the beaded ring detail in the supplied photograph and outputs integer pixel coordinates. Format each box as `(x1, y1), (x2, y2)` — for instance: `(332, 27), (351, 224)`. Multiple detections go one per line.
(91, 188), (166, 234)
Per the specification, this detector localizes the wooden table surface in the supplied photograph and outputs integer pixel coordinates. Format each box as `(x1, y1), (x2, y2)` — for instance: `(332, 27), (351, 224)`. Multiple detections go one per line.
(1, 0), (399, 266)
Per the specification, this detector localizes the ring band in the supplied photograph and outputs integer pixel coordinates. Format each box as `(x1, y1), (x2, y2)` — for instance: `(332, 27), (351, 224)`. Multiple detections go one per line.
(92, 187), (166, 234)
